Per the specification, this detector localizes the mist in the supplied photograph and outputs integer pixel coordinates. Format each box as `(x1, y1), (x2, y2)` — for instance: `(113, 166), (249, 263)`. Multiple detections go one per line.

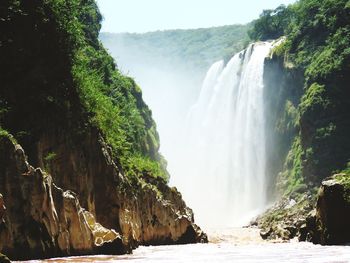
(100, 32), (276, 230)
(100, 33), (204, 174)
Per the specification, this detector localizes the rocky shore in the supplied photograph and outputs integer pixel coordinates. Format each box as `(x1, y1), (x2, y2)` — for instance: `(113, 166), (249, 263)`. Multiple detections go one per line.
(256, 173), (350, 245)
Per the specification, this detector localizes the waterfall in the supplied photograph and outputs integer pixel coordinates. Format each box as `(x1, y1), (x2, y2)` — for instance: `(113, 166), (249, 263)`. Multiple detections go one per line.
(170, 42), (273, 228)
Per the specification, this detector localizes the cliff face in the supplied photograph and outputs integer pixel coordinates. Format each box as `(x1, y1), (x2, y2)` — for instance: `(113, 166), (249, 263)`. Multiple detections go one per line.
(250, 2), (350, 243)
(255, 53), (312, 241)
(257, 32), (350, 243)
(0, 130), (206, 260)
(0, 135), (124, 259)
(263, 52), (304, 201)
(0, 0), (206, 260)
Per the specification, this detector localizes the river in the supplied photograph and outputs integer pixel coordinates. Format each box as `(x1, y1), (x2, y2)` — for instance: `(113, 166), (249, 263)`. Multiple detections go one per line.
(15, 228), (350, 263)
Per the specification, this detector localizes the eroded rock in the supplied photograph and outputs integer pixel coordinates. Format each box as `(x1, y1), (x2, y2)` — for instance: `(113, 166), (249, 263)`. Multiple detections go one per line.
(0, 132), (206, 260)
(35, 129), (206, 249)
(255, 194), (315, 241)
(0, 136), (124, 259)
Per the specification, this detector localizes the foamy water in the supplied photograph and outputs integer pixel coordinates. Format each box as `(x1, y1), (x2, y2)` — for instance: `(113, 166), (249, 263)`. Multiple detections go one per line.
(16, 242), (350, 263)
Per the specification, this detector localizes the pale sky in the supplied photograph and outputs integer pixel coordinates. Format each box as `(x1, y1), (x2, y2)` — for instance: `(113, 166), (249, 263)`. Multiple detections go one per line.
(96, 0), (297, 33)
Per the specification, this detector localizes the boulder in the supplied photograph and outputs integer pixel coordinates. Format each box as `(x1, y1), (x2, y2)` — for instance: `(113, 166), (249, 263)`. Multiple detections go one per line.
(316, 174), (350, 244)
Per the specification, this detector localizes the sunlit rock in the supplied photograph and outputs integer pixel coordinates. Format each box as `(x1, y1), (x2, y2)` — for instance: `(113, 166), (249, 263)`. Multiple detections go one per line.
(0, 136), (124, 259)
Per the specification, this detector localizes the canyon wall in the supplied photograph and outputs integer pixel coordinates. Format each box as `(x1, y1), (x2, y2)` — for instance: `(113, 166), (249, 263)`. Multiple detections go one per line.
(0, 0), (206, 260)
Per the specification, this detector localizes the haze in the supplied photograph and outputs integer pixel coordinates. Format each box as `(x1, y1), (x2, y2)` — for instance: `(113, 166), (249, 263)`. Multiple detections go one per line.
(96, 0), (297, 33)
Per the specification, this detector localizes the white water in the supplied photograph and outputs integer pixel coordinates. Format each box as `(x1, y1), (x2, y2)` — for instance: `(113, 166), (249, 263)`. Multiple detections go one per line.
(17, 243), (350, 263)
(170, 42), (273, 228)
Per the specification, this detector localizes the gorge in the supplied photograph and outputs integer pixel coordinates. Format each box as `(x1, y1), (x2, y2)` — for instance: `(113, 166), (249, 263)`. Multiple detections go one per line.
(101, 0), (350, 247)
(1, 0), (350, 262)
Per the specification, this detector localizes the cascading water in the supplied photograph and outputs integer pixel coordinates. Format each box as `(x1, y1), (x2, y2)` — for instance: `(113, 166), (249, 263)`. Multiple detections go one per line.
(170, 42), (273, 229)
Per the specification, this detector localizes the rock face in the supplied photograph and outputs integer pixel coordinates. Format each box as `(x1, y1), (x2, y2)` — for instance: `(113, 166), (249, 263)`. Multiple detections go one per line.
(0, 136), (124, 259)
(315, 174), (350, 245)
(36, 128), (207, 245)
(33, 129), (207, 247)
(257, 173), (350, 245)
(0, 135), (207, 260)
(255, 195), (314, 241)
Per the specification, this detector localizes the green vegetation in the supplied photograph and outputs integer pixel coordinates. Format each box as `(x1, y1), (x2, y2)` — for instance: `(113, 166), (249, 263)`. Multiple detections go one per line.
(258, 193), (313, 232)
(333, 164), (350, 202)
(126, 154), (169, 181)
(252, 0), (350, 189)
(0, 128), (17, 144)
(280, 137), (306, 195)
(276, 100), (299, 133)
(248, 5), (293, 41)
(254, 1), (350, 241)
(335, 163), (350, 187)
(43, 151), (57, 171)
(44, 152), (57, 162)
(335, 173), (350, 191)
(0, 0), (167, 181)
(100, 24), (250, 73)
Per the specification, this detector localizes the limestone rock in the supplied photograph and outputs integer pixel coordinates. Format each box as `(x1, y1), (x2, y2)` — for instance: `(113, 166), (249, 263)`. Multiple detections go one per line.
(0, 136), (124, 260)
(256, 195), (315, 241)
(34, 129), (206, 249)
(0, 131), (206, 260)
(315, 174), (350, 245)
(117, 184), (207, 246)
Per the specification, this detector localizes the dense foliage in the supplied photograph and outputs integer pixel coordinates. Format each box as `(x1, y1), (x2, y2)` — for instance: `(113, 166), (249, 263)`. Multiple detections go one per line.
(252, 0), (350, 188)
(248, 5), (293, 41)
(0, 0), (168, 180)
(100, 24), (250, 73)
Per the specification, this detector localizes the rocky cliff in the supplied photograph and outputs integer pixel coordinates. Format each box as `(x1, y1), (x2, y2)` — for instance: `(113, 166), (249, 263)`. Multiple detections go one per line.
(0, 135), (124, 259)
(256, 39), (350, 243)
(0, 124), (206, 261)
(0, 0), (206, 260)
(249, 0), (350, 243)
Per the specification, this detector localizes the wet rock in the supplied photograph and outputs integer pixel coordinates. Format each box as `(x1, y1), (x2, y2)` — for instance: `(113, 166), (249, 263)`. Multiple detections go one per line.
(255, 195), (315, 242)
(315, 174), (350, 245)
(302, 210), (319, 242)
(260, 228), (272, 239)
(296, 210), (316, 242)
(276, 225), (292, 240)
(298, 223), (308, 241)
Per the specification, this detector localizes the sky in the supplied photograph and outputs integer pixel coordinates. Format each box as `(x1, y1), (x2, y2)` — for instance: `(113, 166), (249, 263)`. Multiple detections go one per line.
(96, 0), (297, 33)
